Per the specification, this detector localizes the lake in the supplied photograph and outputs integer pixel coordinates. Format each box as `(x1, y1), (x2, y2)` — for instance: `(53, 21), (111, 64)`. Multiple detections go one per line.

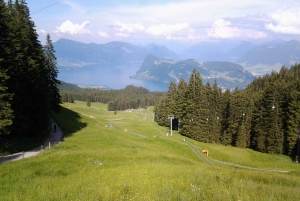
(57, 64), (169, 91)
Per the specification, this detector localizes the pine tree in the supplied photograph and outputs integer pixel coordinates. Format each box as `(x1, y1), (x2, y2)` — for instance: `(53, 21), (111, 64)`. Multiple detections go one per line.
(175, 78), (187, 131)
(0, 0), (13, 135)
(286, 80), (300, 156)
(7, 0), (49, 137)
(220, 89), (231, 145)
(87, 97), (91, 107)
(44, 34), (61, 112)
(0, 70), (13, 135)
(210, 80), (221, 143)
(181, 69), (208, 142)
(164, 81), (177, 127)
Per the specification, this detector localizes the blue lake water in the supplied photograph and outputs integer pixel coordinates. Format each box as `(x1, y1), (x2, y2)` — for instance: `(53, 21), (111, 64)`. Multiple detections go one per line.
(57, 64), (169, 91)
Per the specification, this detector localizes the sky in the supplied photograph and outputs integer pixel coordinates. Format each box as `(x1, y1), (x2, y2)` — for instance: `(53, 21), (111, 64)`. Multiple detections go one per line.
(25, 0), (300, 49)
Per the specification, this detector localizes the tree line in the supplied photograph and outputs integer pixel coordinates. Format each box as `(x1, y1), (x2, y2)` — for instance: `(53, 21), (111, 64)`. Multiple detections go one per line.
(60, 85), (165, 111)
(0, 0), (61, 138)
(155, 65), (300, 158)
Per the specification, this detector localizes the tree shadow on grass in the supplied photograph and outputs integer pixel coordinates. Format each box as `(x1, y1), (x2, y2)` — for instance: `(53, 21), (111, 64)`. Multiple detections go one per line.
(51, 106), (88, 138)
(0, 107), (87, 156)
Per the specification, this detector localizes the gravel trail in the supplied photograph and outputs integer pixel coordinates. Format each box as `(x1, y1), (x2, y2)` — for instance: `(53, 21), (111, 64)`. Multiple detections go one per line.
(0, 118), (63, 164)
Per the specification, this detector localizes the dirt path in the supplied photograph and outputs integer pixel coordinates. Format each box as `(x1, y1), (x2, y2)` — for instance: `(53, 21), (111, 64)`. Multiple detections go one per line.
(0, 118), (63, 164)
(211, 158), (290, 173)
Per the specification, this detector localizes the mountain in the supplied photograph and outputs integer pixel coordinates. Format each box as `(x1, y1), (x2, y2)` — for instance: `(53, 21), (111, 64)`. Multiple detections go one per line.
(180, 40), (256, 63)
(238, 40), (300, 67)
(54, 38), (179, 67)
(180, 40), (241, 61)
(130, 54), (255, 89)
(223, 41), (256, 62)
(145, 44), (180, 60)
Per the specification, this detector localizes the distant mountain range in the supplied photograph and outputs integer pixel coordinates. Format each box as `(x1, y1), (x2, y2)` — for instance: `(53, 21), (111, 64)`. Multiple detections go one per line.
(54, 38), (300, 90)
(179, 39), (300, 76)
(54, 38), (300, 76)
(54, 38), (179, 67)
(130, 54), (255, 89)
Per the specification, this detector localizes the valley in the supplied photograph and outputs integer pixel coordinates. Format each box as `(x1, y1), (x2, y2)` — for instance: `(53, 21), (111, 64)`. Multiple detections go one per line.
(1, 101), (299, 200)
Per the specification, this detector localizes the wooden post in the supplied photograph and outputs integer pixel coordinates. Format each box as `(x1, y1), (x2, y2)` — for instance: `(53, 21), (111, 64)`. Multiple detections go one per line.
(49, 142), (51, 148)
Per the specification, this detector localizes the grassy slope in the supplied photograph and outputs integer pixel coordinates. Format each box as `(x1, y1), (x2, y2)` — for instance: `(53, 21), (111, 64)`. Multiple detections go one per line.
(1, 101), (300, 201)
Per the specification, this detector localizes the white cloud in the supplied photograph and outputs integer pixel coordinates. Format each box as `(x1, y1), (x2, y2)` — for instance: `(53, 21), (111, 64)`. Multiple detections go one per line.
(112, 21), (145, 33)
(37, 30), (47, 35)
(110, 21), (194, 40)
(98, 31), (109, 38)
(55, 20), (91, 35)
(115, 32), (129, 38)
(208, 19), (267, 39)
(265, 7), (300, 34)
(146, 23), (190, 36)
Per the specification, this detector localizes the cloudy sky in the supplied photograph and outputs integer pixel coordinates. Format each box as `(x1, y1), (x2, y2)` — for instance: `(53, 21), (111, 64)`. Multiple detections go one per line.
(26, 0), (300, 47)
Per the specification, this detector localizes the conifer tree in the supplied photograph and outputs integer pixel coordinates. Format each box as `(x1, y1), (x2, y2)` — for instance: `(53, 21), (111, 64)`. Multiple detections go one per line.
(174, 78), (187, 131)
(181, 69), (208, 141)
(210, 80), (221, 143)
(7, 0), (48, 137)
(87, 97), (91, 107)
(165, 81), (177, 127)
(44, 34), (61, 112)
(0, 0), (13, 135)
(220, 89), (231, 145)
(286, 80), (300, 156)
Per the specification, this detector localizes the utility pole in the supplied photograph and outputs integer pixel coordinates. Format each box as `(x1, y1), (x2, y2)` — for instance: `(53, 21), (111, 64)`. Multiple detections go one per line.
(168, 115), (174, 136)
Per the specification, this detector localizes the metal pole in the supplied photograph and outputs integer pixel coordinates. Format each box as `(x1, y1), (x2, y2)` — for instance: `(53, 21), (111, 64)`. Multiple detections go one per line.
(170, 118), (173, 136)
(168, 115), (174, 136)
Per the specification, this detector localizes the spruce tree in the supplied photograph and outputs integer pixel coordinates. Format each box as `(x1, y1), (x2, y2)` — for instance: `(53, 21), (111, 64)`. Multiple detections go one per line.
(7, 0), (48, 137)
(175, 78), (187, 131)
(220, 89), (231, 145)
(286, 80), (300, 156)
(0, 0), (13, 135)
(210, 80), (221, 143)
(87, 97), (91, 107)
(181, 69), (208, 141)
(44, 34), (61, 112)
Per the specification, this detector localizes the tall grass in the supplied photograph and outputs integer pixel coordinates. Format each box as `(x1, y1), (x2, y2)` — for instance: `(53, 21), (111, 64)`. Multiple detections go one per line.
(1, 101), (300, 200)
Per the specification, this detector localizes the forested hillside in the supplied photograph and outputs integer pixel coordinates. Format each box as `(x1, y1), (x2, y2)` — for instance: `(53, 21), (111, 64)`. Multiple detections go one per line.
(60, 85), (164, 111)
(155, 64), (300, 159)
(0, 0), (60, 140)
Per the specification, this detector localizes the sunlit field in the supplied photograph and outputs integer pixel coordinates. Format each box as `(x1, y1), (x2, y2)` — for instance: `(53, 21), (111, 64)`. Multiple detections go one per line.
(1, 101), (300, 201)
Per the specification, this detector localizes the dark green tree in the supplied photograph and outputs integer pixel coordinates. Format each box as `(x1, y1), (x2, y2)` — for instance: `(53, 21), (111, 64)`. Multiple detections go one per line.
(0, 0), (13, 135)
(7, 0), (49, 137)
(44, 34), (61, 112)
(87, 97), (91, 107)
(286, 80), (300, 156)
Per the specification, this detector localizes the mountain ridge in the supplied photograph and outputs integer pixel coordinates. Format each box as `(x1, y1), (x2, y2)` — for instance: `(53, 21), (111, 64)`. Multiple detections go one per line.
(54, 38), (180, 67)
(131, 54), (255, 89)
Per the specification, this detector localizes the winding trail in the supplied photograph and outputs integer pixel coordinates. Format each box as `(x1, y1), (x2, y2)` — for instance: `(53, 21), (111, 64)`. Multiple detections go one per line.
(185, 141), (214, 166)
(0, 118), (63, 164)
(211, 158), (290, 173)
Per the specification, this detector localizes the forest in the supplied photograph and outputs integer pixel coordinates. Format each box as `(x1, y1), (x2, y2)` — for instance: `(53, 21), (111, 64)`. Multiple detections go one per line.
(155, 65), (300, 159)
(0, 0), (61, 141)
(60, 85), (165, 111)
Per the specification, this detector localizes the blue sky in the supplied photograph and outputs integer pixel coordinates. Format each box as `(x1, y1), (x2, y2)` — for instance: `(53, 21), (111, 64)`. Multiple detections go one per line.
(26, 0), (300, 47)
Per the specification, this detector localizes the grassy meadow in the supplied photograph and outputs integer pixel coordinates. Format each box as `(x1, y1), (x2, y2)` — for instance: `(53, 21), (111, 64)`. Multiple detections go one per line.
(1, 101), (300, 200)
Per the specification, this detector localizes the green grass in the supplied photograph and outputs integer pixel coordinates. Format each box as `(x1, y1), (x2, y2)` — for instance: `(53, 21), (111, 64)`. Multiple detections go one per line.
(1, 101), (300, 200)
